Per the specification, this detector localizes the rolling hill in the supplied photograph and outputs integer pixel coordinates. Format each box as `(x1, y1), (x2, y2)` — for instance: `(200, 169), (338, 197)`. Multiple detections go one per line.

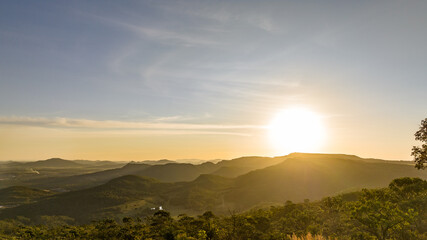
(21, 156), (284, 190)
(0, 186), (54, 206)
(1, 153), (425, 224)
(7, 158), (83, 168)
(0, 158), (126, 190)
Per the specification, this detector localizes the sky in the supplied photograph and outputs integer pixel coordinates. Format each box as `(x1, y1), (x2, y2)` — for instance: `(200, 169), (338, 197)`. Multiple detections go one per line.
(1, 0), (426, 161)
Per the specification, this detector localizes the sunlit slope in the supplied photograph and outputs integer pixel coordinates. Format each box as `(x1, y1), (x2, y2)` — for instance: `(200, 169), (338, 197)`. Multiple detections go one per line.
(167, 174), (233, 211)
(133, 162), (218, 182)
(226, 153), (426, 208)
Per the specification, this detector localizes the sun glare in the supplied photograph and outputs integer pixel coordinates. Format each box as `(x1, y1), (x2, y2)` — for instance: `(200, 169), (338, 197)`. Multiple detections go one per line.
(269, 107), (326, 155)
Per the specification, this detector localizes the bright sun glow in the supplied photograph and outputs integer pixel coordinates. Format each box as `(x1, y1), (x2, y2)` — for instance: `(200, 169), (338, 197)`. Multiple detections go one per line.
(269, 107), (326, 155)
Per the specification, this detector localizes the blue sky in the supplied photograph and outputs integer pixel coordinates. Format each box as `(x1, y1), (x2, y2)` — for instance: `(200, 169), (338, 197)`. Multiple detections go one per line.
(1, 0), (426, 160)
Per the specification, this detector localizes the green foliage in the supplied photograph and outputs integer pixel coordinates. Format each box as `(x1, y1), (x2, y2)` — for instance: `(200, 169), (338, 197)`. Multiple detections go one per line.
(1, 178), (425, 239)
(412, 118), (427, 169)
(0, 178), (427, 240)
(349, 189), (416, 239)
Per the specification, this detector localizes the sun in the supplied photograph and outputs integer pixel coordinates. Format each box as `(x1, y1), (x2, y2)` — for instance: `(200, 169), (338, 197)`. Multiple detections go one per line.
(268, 107), (326, 155)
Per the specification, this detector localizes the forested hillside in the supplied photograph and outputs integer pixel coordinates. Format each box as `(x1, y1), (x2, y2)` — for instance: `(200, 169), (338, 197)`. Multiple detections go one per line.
(0, 177), (425, 239)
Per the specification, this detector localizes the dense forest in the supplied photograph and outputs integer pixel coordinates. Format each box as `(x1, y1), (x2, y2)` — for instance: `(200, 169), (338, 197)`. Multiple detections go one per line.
(1, 177), (425, 240)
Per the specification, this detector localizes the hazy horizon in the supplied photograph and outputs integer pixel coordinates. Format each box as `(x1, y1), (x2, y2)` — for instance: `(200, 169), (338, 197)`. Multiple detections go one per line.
(0, 152), (415, 162)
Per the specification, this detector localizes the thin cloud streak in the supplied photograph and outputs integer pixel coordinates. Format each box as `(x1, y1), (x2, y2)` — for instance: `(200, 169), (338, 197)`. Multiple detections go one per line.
(0, 116), (265, 132)
(74, 130), (252, 137)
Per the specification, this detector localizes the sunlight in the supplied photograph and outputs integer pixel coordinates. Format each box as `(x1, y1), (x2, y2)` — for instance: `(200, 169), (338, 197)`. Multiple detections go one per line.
(268, 107), (326, 155)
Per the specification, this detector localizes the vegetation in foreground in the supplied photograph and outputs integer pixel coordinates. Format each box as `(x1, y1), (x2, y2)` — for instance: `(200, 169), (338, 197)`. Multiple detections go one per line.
(0, 177), (425, 240)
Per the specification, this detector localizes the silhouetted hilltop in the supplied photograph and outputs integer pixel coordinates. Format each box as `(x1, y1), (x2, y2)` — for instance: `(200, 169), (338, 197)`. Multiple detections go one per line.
(15, 158), (82, 168)
(139, 159), (175, 165)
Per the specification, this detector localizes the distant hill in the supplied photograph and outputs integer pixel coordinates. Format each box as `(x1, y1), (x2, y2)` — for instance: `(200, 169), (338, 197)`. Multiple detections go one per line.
(26, 162), (152, 190)
(139, 159), (176, 165)
(23, 156), (284, 190)
(1, 153), (425, 223)
(7, 158), (125, 169)
(134, 162), (217, 182)
(22, 162), (219, 190)
(210, 166), (255, 178)
(71, 159), (127, 167)
(175, 159), (214, 164)
(113, 156), (284, 182)
(9, 158), (83, 168)
(0, 158), (126, 190)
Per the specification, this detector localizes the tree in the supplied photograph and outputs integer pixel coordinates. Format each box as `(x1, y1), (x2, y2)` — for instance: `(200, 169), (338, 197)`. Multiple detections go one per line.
(349, 188), (417, 240)
(412, 118), (427, 169)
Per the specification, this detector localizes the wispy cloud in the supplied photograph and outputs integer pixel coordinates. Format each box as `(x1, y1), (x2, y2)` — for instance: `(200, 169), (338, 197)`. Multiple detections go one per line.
(155, 1), (279, 33)
(89, 13), (218, 47)
(154, 115), (197, 122)
(124, 24), (217, 46)
(0, 116), (265, 135)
